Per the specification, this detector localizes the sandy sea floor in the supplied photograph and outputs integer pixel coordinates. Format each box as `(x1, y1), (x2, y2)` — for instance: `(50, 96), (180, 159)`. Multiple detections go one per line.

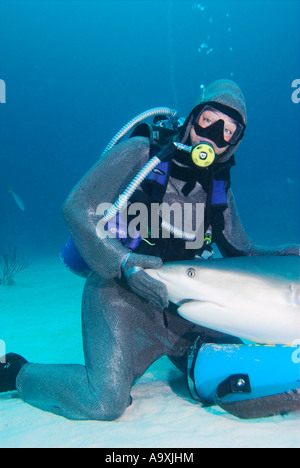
(0, 257), (299, 448)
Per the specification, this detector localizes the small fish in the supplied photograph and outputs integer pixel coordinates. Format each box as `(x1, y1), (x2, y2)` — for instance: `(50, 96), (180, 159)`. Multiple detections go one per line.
(287, 178), (295, 185)
(8, 185), (25, 211)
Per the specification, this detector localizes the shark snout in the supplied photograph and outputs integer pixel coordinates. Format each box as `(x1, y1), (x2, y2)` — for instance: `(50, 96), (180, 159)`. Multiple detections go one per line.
(146, 264), (201, 305)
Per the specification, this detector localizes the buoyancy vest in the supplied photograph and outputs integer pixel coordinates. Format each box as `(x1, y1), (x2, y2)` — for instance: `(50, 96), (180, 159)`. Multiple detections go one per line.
(105, 140), (234, 260)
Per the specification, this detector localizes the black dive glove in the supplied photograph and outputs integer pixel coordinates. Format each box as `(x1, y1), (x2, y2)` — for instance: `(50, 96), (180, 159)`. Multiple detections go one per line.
(121, 253), (169, 310)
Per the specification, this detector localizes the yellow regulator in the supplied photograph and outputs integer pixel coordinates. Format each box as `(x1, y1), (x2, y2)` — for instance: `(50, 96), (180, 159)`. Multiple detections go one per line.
(191, 142), (215, 168)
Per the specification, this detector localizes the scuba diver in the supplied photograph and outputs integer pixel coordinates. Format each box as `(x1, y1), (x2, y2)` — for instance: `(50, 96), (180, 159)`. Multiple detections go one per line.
(1, 79), (299, 420)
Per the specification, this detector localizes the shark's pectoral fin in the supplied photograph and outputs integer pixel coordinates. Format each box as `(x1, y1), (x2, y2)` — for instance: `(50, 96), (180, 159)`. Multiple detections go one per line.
(177, 300), (225, 328)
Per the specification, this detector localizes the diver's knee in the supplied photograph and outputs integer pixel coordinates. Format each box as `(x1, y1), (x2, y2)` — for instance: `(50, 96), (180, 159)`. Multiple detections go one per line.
(83, 391), (130, 421)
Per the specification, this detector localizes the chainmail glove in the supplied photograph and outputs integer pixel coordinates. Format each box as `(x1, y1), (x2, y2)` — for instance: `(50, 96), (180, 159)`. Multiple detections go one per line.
(121, 253), (169, 310)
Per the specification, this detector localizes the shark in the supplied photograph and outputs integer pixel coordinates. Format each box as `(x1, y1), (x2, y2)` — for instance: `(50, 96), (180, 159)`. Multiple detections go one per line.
(146, 256), (300, 345)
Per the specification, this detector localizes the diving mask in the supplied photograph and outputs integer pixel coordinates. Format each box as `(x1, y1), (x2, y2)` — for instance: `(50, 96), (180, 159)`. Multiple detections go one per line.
(193, 104), (245, 148)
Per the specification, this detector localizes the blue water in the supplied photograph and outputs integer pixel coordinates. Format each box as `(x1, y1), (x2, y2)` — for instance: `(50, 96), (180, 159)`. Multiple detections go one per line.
(0, 0), (299, 256)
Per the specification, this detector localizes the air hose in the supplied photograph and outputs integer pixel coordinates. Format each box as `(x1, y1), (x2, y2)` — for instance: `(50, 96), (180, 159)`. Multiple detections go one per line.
(102, 107), (179, 156)
(101, 142), (197, 242)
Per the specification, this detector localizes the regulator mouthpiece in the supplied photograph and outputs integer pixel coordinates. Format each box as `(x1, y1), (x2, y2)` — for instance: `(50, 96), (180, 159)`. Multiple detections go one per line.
(191, 142), (215, 168)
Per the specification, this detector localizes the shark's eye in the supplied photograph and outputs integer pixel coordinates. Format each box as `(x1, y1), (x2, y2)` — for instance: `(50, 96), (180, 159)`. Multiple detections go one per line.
(187, 268), (196, 278)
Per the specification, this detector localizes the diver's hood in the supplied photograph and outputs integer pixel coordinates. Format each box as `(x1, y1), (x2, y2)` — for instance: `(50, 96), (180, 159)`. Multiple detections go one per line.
(178, 79), (247, 164)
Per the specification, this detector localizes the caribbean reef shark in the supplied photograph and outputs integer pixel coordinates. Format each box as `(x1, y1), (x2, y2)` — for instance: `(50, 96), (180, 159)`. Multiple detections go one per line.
(146, 256), (300, 345)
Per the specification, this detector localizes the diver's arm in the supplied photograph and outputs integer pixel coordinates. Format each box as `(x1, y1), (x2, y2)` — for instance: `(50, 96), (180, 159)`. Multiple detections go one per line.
(62, 137), (151, 279)
(214, 189), (300, 257)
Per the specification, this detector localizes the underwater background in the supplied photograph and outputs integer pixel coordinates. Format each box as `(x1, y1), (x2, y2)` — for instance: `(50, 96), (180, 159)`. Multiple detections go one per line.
(1, 0), (300, 449)
(0, 0), (299, 258)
